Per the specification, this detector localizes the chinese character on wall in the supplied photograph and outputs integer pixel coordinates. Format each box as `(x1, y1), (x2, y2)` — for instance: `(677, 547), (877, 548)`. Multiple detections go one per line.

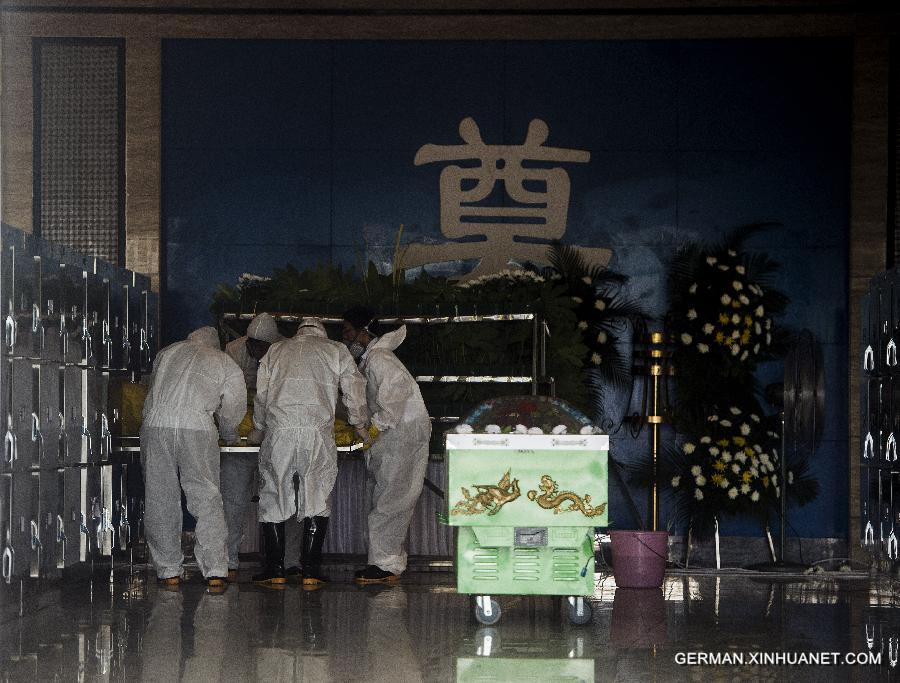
(404, 117), (610, 280)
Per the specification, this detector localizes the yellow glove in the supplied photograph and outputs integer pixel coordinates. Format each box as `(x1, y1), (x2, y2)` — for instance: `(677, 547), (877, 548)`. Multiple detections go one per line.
(237, 393), (255, 438)
(357, 424), (380, 450)
(334, 418), (356, 446)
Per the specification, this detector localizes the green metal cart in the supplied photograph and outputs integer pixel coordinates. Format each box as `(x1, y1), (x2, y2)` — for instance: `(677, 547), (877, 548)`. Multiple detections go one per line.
(446, 432), (609, 625)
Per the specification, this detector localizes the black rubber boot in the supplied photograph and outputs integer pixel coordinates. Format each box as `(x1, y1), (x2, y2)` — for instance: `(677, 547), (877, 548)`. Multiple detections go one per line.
(301, 516), (330, 586)
(253, 522), (286, 586)
(354, 564), (399, 584)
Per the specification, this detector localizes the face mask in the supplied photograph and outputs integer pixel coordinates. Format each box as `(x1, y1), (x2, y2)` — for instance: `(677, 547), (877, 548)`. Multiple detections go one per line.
(345, 328), (367, 360)
(347, 341), (366, 360)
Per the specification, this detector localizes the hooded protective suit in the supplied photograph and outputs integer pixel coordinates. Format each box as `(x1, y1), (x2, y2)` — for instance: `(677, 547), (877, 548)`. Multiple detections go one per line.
(359, 326), (431, 575)
(222, 313), (284, 569)
(225, 312), (282, 391)
(141, 326), (246, 579)
(254, 318), (369, 523)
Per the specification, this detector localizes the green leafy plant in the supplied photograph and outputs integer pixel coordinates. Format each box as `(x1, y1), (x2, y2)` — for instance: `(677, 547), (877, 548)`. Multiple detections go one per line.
(210, 240), (646, 421)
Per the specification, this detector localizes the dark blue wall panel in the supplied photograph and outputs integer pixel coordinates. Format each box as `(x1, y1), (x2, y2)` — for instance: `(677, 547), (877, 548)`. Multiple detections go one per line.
(162, 38), (851, 540)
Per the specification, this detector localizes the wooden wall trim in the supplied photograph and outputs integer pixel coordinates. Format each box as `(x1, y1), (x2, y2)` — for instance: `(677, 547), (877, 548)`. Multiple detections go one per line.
(2, 9), (895, 41)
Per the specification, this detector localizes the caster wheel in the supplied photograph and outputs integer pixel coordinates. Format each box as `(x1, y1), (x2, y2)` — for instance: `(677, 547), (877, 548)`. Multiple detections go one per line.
(475, 596), (501, 625)
(567, 596), (592, 626)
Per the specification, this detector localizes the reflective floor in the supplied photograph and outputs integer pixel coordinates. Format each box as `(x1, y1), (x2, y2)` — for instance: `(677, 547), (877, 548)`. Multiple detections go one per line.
(1, 564), (899, 681)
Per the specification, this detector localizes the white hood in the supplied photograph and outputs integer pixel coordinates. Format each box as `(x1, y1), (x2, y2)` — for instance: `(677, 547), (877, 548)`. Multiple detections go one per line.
(188, 326), (220, 349)
(247, 312), (281, 343)
(295, 317), (327, 338)
(369, 325), (406, 352)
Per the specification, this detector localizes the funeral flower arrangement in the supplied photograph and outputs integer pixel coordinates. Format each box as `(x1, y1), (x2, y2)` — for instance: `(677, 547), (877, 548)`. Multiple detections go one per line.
(450, 395), (603, 435)
(666, 407), (781, 535)
(659, 224), (817, 539)
(666, 225), (789, 419)
(674, 254), (773, 363)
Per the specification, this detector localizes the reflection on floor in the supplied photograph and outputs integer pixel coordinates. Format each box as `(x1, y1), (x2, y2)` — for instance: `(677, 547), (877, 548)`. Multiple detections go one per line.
(1, 566), (898, 681)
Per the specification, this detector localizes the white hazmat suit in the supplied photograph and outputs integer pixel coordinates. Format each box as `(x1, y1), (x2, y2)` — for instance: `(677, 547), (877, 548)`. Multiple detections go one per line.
(221, 313), (283, 570)
(141, 326), (246, 579)
(254, 319), (369, 523)
(359, 326), (431, 576)
(224, 312), (282, 391)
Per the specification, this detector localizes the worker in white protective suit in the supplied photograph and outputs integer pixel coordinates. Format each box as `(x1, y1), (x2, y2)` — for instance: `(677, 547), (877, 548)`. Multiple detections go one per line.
(141, 326), (246, 590)
(342, 306), (431, 584)
(252, 317), (370, 586)
(221, 312), (282, 581)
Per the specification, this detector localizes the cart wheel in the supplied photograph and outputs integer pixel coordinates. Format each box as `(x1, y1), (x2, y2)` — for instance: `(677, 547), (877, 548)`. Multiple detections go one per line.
(475, 596), (501, 625)
(567, 596), (592, 626)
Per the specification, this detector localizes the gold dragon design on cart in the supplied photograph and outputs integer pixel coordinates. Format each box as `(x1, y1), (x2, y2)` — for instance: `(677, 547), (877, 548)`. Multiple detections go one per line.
(527, 475), (606, 517)
(450, 469), (521, 516)
(451, 471), (605, 518)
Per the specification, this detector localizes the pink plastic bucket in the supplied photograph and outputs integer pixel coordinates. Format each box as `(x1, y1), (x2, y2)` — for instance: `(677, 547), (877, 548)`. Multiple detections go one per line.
(610, 530), (669, 589)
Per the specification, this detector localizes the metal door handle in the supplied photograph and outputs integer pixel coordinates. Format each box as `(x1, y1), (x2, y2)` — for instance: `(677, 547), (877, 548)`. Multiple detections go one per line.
(103, 321), (112, 366)
(30, 519), (41, 549)
(81, 422), (92, 459)
(867, 623), (876, 649)
(60, 313), (68, 359)
(31, 412), (42, 443)
(5, 314), (16, 352)
(56, 514), (66, 543)
(888, 339), (898, 367)
(865, 345), (876, 371)
(887, 433), (896, 462)
(31, 303), (39, 333)
(891, 637), (899, 668)
(100, 413), (111, 457)
(865, 432), (875, 459)
(889, 531), (898, 560)
(57, 413), (66, 461)
(82, 318), (93, 360)
(865, 521), (875, 545)
(4, 429), (15, 464)
(2, 545), (12, 583)
(119, 503), (129, 549)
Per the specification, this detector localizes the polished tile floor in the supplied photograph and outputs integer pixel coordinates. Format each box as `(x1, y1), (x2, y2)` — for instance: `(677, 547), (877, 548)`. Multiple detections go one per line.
(1, 564), (898, 681)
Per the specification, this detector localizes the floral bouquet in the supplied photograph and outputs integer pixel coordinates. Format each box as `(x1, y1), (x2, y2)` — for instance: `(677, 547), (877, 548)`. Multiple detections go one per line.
(675, 252), (774, 363)
(665, 407), (780, 537)
(666, 223), (789, 425)
(659, 224), (818, 538)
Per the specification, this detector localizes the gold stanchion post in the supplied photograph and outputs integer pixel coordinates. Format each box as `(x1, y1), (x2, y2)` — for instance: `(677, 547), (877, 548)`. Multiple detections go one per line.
(635, 331), (673, 533)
